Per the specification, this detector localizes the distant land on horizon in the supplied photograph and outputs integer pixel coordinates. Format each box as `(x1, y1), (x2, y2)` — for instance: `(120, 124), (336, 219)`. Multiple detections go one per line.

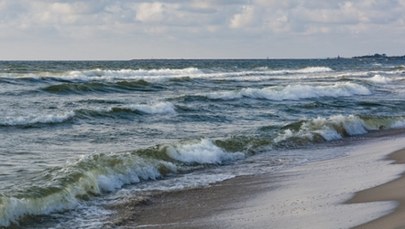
(351, 53), (405, 59)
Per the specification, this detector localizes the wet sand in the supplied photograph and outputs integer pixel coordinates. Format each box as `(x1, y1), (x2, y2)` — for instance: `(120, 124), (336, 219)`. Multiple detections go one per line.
(348, 148), (405, 229)
(108, 135), (405, 229)
(108, 173), (286, 228)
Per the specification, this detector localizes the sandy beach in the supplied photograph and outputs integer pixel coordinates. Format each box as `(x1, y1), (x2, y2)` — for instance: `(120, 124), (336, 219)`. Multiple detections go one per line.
(108, 133), (405, 229)
(349, 148), (405, 229)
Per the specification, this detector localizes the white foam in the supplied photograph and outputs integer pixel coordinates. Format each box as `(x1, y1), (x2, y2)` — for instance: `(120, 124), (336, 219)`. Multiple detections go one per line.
(0, 154), (177, 227)
(254, 66), (333, 74)
(392, 120), (405, 129)
(274, 115), (370, 143)
(0, 111), (75, 126)
(128, 102), (176, 115)
(210, 66), (334, 81)
(1, 66), (335, 83)
(212, 136), (405, 229)
(288, 66), (333, 74)
(166, 139), (245, 164)
(367, 74), (393, 84)
(208, 82), (371, 101)
(65, 68), (203, 81)
(207, 91), (243, 100)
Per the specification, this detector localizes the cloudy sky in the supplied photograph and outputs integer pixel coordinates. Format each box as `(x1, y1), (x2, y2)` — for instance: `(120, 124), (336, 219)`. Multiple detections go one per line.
(0, 0), (404, 60)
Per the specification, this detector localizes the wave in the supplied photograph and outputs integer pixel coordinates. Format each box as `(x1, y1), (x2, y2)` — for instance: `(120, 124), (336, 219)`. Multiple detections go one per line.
(0, 139), (243, 227)
(207, 82), (371, 101)
(87, 102), (177, 116)
(199, 66), (334, 81)
(166, 139), (244, 164)
(38, 68), (202, 81)
(366, 74), (393, 84)
(126, 102), (177, 115)
(64, 68), (203, 81)
(274, 115), (405, 143)
(42, 80), (158, 94)
(0, 102), (176, 128)
(0, 112), (75, 127)
(1, 66), (334, 84)
(270, 66), (333, 74)
(0, 68), (203, 83)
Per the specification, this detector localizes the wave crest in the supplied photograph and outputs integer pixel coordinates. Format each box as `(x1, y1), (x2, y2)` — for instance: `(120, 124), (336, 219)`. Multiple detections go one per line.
(166, 139), (245, 164)
(0, 138), (244, 226)
(274, 115), (405, 143)
(0, 112), (75, 127)
(208, 82), (371, 101)
(60, 68), (202, 81)
(127, 102), (176, 115)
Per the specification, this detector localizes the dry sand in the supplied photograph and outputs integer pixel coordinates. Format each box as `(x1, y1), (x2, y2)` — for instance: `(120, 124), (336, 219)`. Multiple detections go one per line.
(108, 134), (405, 229)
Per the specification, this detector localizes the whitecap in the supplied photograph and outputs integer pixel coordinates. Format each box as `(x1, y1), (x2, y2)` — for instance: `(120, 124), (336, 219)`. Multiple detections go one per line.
(0, 112), (75, 126)
(166, 139), (245, 164)
(64, 67), (203, 81)
(128, 102), (176, 115)
(367, 74), (392, 84)
(208, 82), (371, 101)
(274, 115), (369, 143)
(0, 153), (177, 227)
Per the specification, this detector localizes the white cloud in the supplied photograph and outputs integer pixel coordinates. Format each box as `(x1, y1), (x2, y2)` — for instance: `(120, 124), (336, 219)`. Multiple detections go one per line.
(229, 5), (255, 29)
(135, 2), (166, 22)
(0, 0), (404, 59)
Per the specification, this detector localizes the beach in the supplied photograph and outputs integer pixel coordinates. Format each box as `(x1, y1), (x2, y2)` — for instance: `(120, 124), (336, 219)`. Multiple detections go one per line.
(110, 133), (405, 229)
(0, 59), (404, 228)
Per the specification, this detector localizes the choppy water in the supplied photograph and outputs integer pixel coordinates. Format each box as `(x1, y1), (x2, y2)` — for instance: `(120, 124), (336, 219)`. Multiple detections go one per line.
(0, 58), (404, 228)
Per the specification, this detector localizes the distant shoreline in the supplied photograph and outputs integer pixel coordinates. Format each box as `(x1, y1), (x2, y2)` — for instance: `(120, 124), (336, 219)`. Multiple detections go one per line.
(1, 54), (405, 62)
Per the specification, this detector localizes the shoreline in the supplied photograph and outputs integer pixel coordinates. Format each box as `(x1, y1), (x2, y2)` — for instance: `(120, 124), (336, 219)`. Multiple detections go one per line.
(108, 173), (288, 228)
(348, 148), (405, 229)
(108, 133), (405, 229)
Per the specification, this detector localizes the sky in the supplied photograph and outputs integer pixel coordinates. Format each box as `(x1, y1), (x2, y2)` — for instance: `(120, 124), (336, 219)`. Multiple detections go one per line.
(0, 0), (404, 60)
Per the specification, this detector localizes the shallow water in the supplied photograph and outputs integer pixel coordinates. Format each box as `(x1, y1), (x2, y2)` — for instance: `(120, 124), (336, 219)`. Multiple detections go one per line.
(0, 58), (404, 227)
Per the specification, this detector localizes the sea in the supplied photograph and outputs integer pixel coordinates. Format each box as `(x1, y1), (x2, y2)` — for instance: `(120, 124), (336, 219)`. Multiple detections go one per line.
(0, 58), (404, 228)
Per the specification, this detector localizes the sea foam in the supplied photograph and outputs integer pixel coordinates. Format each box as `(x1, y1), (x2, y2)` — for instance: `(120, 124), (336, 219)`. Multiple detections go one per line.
(208, 82), (371, 101)
(128, 102), (176, 115)
(64, 68), (202, 81)
(367, 74), (393, 84)
(0, 112), (75, 126)
(166, 139), (245, 164)
(274, 115), (405, 143)
(0, 138), (243, 226)
(0, 153), (176, 227)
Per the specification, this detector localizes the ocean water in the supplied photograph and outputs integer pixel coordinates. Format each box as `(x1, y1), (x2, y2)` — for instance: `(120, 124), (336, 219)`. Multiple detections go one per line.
(0, 58), (404, 227)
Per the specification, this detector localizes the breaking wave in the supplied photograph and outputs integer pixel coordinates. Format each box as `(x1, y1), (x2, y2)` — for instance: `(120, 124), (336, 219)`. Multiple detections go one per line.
(126, 102), (176, 115)
(0, 139), (243, 227)
(0, 112), (75, 127)
(207, 82), (371, 101)
(1, 66), (333, 83)
(166, 139), (245, 164)
(265, 66), (333, 74)
(64, 68), (202, 81)
(274, 115), (405, 143)
(42, 80), (158, 94)
(367, 74), (393, 84)
(0, 113), (404, 226)
(0, 102), (176, 128)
